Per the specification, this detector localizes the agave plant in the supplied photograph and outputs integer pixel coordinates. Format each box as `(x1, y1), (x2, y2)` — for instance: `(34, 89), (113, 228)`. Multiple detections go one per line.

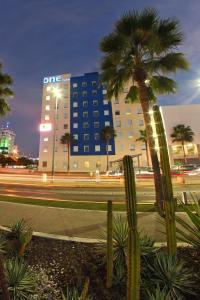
(146, 251), (195, 299)
(62, 277), (92, 300)
(147, 286), (172, 300)
(176, 194), (200, 247)
(6, 258), (36, 300)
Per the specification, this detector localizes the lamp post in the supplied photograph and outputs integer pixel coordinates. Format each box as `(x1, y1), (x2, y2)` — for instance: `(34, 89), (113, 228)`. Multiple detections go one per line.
(51, 87), (61, 180)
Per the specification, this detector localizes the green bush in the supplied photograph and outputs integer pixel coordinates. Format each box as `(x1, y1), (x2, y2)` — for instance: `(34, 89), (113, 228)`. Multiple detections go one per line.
(145, 251), (195, 299)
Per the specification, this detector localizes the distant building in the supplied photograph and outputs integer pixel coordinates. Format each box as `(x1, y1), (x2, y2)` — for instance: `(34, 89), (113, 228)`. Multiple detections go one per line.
(0, 125), (16, 156)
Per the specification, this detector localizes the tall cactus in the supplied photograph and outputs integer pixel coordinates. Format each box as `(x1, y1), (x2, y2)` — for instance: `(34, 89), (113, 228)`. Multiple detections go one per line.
(123, 155), (140, 300)
(106, 200), (113, 288)
(153, 105), (177, 255)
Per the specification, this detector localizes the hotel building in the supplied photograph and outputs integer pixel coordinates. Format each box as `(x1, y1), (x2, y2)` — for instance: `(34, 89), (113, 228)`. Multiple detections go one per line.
(38, 72), (200, 172)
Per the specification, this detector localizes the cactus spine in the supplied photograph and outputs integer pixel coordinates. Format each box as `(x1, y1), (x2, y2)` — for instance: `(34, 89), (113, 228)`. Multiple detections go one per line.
(153, 105), (177, 255)
(106, 200), (113, 288)
(123, 155), (140, 300)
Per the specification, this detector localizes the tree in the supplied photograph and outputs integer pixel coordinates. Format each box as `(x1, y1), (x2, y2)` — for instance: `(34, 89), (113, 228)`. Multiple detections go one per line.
(60, 133), (74, 173)
(101, 126), (116, 172)
(100, 8), (188, 209)
(136, 129), (150, 166)
(0, 62), (13, 116)
(171, 124), (194, 164)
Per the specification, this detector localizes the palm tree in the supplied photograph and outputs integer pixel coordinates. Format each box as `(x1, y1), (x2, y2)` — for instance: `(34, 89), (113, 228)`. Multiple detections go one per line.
(100, 8), (188, 209)
(101, 126), (116, 172)
(136, 129), (150, 166)
(0, 62), (13, 116)
(60, 133), (74, 173)
(171, 124), (194, 164)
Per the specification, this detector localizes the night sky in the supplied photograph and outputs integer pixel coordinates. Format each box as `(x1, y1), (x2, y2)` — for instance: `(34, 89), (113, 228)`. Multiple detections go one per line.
(0, 0), (200, 157)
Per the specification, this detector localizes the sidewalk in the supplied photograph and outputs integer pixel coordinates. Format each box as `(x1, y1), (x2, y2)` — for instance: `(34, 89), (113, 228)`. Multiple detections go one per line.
(0, 201), (187, 242)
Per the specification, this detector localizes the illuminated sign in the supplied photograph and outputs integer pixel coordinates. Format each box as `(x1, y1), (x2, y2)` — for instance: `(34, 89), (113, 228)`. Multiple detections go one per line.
(43, 75), (70, 84)
(39, 123), (52, 132)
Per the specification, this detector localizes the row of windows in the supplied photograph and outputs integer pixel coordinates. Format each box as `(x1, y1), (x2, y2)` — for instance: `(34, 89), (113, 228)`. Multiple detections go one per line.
(115, 108), (142, 115)
(42, 160), (101, 169)
(115, 120), (144, 127)
(73, 120), (110, 129)
(43, 144), (112, 153)
(72, 100), (108, 108)
(72, 81), (98, 88)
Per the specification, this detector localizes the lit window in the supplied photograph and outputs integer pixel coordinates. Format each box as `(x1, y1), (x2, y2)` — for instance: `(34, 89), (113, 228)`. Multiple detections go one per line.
(73, 83), (78, 88)
(73, 146), (78, 152)
(84, 161), (90, 168)
(128, 132), (134, 139)
(73, 134), (78, 140)
(46, 95), (50, 101)
(73, 92), (78, 97)
(84, 145), (89, 152)
(83, 101), (88, 107)
(126, 109), (131, 115)
(82, 81), (87, 87)
(94, 133), (100, 140)
(45, 105), (50, 111)
(73, 161), (78, 168)
(102, 89), (107, 95)
(108, 145), (112, 151)
(83, 111), (88, 118)
(64, 112), (68, 119)
(115, 121), (121, 127)
(73, 123), (78, 129)
(115, 110), (120, 116)
(104, 110), (109, 116)
(95, 145), (100, 152)
(130, 144), (135, 151)
(94, 122), (99, 128)
(93, 100), (98, 106)
(83, 122), (89, 128)
(93, 111), (99, 117)
(43, 149), (48, 153)
(43, 137), (48, 142)
(64, 124), (68, 129)
(73, 102), (78, 108)
(128, 120), (133, 126)
(92, 81), (97, 87)
(46, 86), (51, 92)
(103, 99), (108, 105)
(84, 134), (89, 140)
(105, 121), (110, 126)
(73, 112), (78, 117)
(141, 144), (146, 150)
(44, 115), (49, 121)
(138, 120), (144, 126)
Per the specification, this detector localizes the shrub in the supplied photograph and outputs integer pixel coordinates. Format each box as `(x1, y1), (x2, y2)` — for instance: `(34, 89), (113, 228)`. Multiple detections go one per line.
(147, 286), (172, 300)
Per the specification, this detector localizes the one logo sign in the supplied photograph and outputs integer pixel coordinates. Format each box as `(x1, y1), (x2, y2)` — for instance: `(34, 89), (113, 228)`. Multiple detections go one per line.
(39, 123), (52, 132)
(43, 75), (70, 84)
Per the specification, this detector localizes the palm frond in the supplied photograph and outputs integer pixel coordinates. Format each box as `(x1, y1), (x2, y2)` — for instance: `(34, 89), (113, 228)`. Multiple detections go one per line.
(150, 76), (177, 95)
(125, 85), (139, 103)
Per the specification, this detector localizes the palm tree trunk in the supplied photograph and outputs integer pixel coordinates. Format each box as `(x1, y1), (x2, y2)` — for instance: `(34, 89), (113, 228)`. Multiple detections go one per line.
(0, 255), (10, 300)
(182, 141), (186, 164)
(67, 143), (70, 173)
(106, 141), (109, 172)
(145, 142), (150, 167)
(137, 82), (164, 212)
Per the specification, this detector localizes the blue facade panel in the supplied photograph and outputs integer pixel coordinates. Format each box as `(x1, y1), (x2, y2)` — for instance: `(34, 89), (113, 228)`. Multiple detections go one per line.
(70, 72), (115, 156)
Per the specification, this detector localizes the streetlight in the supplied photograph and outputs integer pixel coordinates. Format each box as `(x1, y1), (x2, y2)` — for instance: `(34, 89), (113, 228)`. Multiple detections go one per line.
(51, 87), (62, 180)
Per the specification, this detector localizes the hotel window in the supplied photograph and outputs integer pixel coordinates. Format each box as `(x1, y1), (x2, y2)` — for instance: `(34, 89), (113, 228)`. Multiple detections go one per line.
(138, 119), (144, 126)
(92, 90), (97, 97)
(73, 161), (78, 168)
(73, 102), (78, 108)
(102, 89), (107, 95)
(84, 145), (89, 152)
(95, 145), (101, 152)
(83, 122), (89, 128)
(45, 105), (50, 111)
(93, 111), (99, 117)
(103, 99), (108, 105)
(130, 144), (135, 151)
(108, 145), (112, 151)
(73, 123), (78, 129)
(83, 101), (88, 107)
(43, 148), (48, 153)
(73, 134), (78, 140)
(94, 122), (99, 128)
(128, 119), (133, 126)
(73, 146), (78, 152)
(141, 144), (146, 150)
(46, 95), (50, 101)
(104, 110), (109, 116)
(64, 102), (68, 108)
(64, 124), (68, 129)
(126, 108), (131, 115)
(43, 137), (48, 142)
(46, 86), (51, 92)
(94, 133), (100, 140)
(73, 112), (78, 117)
(114, 99), (119, 104)
(115, 110), (120, 116)
(137, 107), (142, 114)
(83, 111), (88, 118)
(63, 146), (68, 152)
(82, 91), (87, 97)
(117, 132), (123, 138)
(44, 115), (49, 121)
(105, 121), (110, 126)
(93, 100), (98, 106)
(82, 81), (87, 87)
(128, 132), (134, 139)
(64, 112), (68, 119)
(42, 161), (47, 167)
(92, 81), (97, 87)
(84, 161), (90, 168)
(84, 134), (89, 141)
(73, 83), (78, 88)
(115, 120), (121, 127)
(73, 92), (78, 97)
